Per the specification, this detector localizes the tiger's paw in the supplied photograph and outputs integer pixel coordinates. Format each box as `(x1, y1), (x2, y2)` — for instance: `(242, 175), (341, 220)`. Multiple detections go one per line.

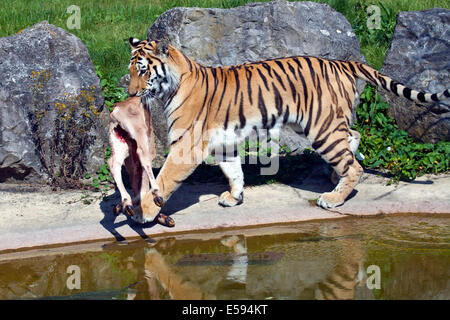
(219, 191), (243, 207)
(317, 192), (344, 209)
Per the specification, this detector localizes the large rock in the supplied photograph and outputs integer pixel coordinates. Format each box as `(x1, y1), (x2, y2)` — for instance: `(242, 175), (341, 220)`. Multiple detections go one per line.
(148, 0), (365, 66)
(0, 21), (109, 184)
(121, 0), (366, 157)
(380, 8), (450, 143)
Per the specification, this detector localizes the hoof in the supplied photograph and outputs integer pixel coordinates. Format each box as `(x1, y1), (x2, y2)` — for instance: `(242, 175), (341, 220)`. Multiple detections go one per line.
(113, 203), (122, 216)
(124, 205), (135, 217)
(113, 200), (134, 216)
(154, 196), (164, 207)
(155, 213), (175, 228)
(113, 203), (134, 216)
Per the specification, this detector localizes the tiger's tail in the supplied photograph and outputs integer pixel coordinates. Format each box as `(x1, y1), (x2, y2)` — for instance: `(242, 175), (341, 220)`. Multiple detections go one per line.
(348, 61), (450, 103)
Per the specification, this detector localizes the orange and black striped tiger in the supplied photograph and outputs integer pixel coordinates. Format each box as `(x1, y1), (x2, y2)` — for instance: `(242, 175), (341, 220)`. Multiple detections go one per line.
(126, 37), (449, 223)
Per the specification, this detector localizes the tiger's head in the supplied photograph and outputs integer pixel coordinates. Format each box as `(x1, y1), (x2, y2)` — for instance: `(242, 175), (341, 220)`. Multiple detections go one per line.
(128, 37), (179, 103)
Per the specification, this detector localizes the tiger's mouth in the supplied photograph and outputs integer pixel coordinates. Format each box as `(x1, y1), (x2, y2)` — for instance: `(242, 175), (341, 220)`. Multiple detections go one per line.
(135, 90), (144, 97)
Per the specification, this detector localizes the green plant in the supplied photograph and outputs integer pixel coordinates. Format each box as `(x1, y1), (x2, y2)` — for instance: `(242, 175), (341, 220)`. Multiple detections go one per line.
(95, 66), (128, 111)
(239, 139), (273, 158)
(86, 146), (114, 194)
(80, 192), (94, 205)
(353, 86), (450, 182)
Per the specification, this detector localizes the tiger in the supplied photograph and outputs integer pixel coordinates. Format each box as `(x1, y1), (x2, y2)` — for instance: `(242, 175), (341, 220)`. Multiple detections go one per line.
(126, 37), (449, 223)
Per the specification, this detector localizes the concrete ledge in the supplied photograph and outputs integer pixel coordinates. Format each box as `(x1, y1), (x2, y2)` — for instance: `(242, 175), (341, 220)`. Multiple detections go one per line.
(0, 172), (449, 252)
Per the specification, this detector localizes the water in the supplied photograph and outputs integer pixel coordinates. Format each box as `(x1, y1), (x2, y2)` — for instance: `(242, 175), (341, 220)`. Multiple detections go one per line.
(0, 214), (448, 300)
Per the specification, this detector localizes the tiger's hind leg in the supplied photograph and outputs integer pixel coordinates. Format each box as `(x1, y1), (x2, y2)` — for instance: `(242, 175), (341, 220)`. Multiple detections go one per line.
(216, 153), (244, 207)
(314, 129), (363, 209)
(330, 129), (361, 185)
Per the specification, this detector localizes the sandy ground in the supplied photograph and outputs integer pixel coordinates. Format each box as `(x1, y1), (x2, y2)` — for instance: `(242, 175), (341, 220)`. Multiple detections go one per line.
(0, 170), (449, 252)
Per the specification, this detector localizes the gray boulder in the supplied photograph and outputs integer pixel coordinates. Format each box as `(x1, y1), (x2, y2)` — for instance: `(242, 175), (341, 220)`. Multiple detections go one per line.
(120, 0), (366, 157)
(0, 21), (109, 184)
(380, 8), (450, 143)
(148, 0), (365, 66)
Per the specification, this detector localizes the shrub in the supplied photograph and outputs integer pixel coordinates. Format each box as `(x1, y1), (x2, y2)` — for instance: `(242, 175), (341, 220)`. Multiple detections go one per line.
(353, 86), (450, 182)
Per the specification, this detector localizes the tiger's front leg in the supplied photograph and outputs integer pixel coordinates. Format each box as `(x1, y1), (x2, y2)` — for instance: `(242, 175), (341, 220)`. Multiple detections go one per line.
(133, 136), (206, 224)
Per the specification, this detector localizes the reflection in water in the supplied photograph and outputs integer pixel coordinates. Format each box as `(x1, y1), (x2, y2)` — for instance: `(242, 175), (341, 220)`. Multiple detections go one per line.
(221, 235), (248, 287)
(0, 215), (448, 299)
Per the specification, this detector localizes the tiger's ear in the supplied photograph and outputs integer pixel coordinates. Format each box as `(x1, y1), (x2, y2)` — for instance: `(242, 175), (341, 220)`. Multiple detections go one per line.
(156, 39), (169, 57)
(129, 37), (141, 50)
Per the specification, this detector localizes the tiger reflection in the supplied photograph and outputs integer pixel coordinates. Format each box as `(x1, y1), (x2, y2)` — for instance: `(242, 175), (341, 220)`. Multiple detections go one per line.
(141, 229), (368, 300)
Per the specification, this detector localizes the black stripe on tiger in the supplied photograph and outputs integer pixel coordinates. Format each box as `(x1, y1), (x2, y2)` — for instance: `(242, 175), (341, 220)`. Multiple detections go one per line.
(286, 72), (297, 102)
(232, 67), (240, 104)
(403, 87), (412, 100)
(303, 89), (315, 137)
(304, 57), (317, 88)
(170, 123), (193, 146)
(167, 116), (181, 132)
(261, 62), (272, 77)
(319, 138), (346, 156)
(315, 107), (335, 142)
(257, 86), (268, 129)
(270, 114), (276, 128)
(341, 158), (355, 175)
(272, 82), (283, 116)
(314, 81), (323, 126)
(283, 105), (290, 124)
(256, 67), (269, 90)
(271, 67), (286, 91)
(208, 68), (219, 107)
(199, 66), (207, 87)
(286, 61), (298, 81)
(417, 92), (426, 103)
(297, 71), (308, 123)
(312, 131), (332, 151)
(245, 66), (253, 105)
(318, 59), (326, 79)
(390, 80), (399, 96)
(239, 93), (246, 129)
(214, 73), (228, 118)
(328, 148), (352, 164)
(274, 60), (287, 74)
(197, 67), (210, 122)
(224, 101), (232, 130)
